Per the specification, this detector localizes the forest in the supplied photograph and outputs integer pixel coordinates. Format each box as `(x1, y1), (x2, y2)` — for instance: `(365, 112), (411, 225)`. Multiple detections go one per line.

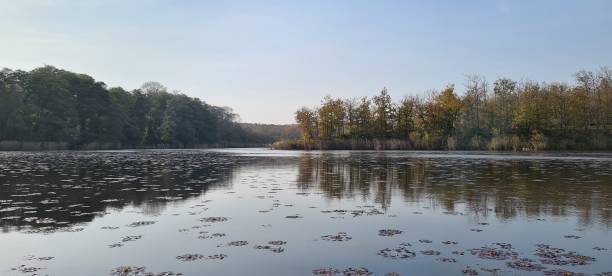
(278, 68), (612, 151)
(0, 66), (276, 150)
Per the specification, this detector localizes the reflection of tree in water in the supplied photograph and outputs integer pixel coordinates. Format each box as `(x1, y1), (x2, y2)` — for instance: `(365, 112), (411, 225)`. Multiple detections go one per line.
(0, 151), (248, 232)
(297, 154), (396, 209)
(297, 153), (612, 227)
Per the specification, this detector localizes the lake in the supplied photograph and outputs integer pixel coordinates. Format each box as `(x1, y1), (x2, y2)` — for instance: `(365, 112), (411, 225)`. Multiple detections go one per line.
(0, 149), (611, 275)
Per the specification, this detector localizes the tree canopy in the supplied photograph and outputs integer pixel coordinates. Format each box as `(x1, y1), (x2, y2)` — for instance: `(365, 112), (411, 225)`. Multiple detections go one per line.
(287, 68), (612, 150)
(0, 66), (269, 149)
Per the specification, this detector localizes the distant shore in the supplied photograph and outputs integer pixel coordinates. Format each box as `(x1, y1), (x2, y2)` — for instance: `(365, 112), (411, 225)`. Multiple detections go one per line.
(0, 140), (266, 151)
(271, 138), (611, 151)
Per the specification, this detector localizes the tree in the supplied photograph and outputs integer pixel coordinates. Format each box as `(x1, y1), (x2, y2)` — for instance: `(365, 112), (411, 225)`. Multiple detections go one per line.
(372, 87), (394, 138)
(25, 66), (79, 142)
(355, 97), (373, 138)
(462, 75), (488, 147)
(420, 86), (462, 148)
(463, 75), (487, 127)
(435, 85), (463, 138)
(395, 96), (417, 139)
(295, 107), (317, 142)
(491, 78), (518, 133)
(0, 69), (27, 140)
(66, 72), (121, 145)
(317, 96), (345, 139)
(343, 98), (359, 138)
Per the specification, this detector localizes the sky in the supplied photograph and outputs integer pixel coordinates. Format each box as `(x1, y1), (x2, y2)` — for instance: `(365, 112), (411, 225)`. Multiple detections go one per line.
(1, 0), (611, 124)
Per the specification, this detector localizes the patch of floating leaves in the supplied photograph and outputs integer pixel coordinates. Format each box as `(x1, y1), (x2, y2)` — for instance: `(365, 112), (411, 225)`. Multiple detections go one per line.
(312, 267), (372, 276)
(23, 255), (54, 261)
(312, 268), (340, 275)
(110, 266), (183, 276)
(102, 226), (120, 230)
(176, 253), (227, 261)
(543, 269), (586, 276)
(342, 267), (373, 276)
(420, 250), (441, 256)
(506, 258), (546, 271)
(461, 266), (478, 275)
(122, 235), (142, 242)
(480, 268), (501, 274)
(378, 229), (402, 237)
(321, 232), (352, 241)
(268, 240), (287, 246)
(108, 235), (142, 248)
(254, 245), (285, 253)
(197, 232), (226, 239)
(227, 240), (249, 246)
(21, 226), (84, 234)
(377, 244), (416, 259)
(206, 254), (228, 260)
(176, 254), (204, 261)
(254, 241), (287, 253)
(535, 244), (596, 266)
(321, 208), (383, 218)
(198, 217), (229, 223)
(469, 243), (518, 260)
(126, 221), (156, 227)
(493, 242), (513, 250)
(11, 265), (44, 273)
(110, 266), (146, 275)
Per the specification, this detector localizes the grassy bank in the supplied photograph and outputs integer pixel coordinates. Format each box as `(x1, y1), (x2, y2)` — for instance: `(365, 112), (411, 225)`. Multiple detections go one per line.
(272, 133), (612, 151)
(272, 139), (412, 150)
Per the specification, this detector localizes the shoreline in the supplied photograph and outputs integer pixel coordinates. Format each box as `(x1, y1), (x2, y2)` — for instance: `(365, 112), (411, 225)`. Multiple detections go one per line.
(0, 140), (268, 151)
(271, 138), (612, 152)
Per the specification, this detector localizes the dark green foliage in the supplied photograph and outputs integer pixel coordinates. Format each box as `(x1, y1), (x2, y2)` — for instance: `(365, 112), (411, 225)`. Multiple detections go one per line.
(0, 66), (262, 149)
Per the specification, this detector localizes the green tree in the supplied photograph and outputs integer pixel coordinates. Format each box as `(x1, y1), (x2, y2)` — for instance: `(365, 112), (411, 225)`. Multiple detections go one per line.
(0, 69), (27, 140)
(25, 66), (79, 142)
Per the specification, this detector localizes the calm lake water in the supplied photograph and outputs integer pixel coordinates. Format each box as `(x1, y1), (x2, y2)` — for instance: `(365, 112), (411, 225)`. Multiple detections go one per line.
(1, 149), (611, 276)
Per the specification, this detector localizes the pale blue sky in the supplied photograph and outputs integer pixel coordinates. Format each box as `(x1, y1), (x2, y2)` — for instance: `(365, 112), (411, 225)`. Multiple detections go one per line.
(1, 0), (611, 124)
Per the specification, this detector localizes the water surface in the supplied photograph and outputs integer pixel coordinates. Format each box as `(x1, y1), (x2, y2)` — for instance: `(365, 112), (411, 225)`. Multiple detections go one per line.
(1, 149), (611, 275)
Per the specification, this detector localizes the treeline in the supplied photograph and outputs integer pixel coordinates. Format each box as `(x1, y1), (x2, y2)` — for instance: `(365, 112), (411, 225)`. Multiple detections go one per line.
(0, 66), (267, 150)
(240, 123), (301, 142)
(278, 68), (612, 151)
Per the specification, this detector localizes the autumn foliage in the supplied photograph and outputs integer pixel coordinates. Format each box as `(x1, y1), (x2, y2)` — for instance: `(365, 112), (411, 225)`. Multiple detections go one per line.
(281, 68), (612, 150)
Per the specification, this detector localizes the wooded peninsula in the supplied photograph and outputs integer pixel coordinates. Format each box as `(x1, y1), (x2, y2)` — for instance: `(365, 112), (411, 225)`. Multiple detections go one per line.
(275, 68), (612, 151)
(0, 66), (296, 150)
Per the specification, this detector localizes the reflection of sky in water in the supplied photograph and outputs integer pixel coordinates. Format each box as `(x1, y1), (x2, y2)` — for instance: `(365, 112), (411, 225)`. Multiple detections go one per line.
(0, 149), (611, 275)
